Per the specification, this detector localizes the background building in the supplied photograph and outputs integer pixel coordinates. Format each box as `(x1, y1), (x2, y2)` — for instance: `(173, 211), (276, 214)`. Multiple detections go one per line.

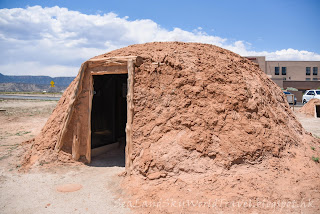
(246, 56), (320, 91)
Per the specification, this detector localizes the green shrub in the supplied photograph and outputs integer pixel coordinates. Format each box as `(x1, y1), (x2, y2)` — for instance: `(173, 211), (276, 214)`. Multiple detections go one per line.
(312, 156), (319, 163)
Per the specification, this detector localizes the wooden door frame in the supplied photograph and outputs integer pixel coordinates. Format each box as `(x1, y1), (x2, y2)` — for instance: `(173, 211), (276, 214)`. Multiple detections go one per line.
(87, 57), (138, 173)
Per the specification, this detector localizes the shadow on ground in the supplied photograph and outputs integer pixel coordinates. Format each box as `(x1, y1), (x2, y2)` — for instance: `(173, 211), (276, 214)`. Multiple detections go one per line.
(88, 147), (125, 167)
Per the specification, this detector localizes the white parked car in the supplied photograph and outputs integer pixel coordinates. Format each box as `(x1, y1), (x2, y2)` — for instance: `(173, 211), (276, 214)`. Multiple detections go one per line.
(302, 89), (320, 104)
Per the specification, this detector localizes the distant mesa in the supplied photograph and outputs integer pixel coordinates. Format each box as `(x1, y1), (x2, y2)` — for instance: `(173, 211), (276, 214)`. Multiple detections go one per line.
(0, 73), (75, 92)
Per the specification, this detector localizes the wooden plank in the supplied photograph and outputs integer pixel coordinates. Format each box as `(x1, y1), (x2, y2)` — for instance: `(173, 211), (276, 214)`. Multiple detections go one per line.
(88, 61), (127, 68)
(91, 71), (128, 75)
(87, 56), (143, 67)
(55, 62), (88, 151)
(125, 59), (134, 174)
(72, 122), (80, 160)
(88, 56), (138, 62)
(88, 64), (127, 74)
(86, 74), (93, 163)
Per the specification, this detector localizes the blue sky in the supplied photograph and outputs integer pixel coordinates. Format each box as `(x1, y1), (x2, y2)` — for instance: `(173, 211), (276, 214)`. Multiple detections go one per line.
(0, 0), (319, 76)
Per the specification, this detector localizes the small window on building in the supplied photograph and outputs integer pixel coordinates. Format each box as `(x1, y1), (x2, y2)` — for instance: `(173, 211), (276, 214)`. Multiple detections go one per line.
(313, 67), (318, 75)
(306, 78), (311, 81)
(281, 67), (286, 75)
(313, 78), (318, 81)
(275, 67), (279, 75)
(306, 67), (311, 75)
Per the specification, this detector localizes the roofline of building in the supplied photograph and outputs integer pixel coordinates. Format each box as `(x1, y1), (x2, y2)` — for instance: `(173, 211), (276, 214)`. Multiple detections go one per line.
(266, 60), (320, 62)
(244, 56), (320, 63)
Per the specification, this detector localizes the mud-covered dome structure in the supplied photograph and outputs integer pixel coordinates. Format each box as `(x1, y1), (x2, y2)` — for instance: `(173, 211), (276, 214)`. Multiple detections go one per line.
(24, 42), (319, 178)
(300, 98), (320, 117)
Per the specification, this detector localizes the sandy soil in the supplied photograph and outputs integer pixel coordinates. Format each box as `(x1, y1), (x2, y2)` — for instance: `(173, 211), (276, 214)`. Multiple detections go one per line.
(0, 100), (56, 169)
(0, 100), (319, 214)
(0, 100), (130, 214)
(295, 106), (320, 138)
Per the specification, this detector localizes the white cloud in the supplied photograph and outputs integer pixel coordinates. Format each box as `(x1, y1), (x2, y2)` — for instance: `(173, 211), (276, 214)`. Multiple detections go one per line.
(225, 41), (320, 61)
(0, 6), (319, 77)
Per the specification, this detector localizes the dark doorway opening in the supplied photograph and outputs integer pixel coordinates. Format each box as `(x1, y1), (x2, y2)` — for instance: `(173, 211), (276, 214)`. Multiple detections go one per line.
(316, 105), (320, 118)
(90, 74), (127, 166)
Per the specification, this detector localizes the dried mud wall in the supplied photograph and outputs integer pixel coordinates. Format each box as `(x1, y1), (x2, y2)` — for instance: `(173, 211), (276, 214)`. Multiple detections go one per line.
(300, 98), (320, 116)
(27, 42), (316, 175)
(60, 69), (92, 161)
(96, 42), (306, 177)
(29, 65), (83, 162)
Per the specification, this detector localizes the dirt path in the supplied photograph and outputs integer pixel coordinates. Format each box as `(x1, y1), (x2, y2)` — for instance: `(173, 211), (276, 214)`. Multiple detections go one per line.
(0, 165), (130, 214)
(0, 100), (130, 214)
(293, 106), (320, 137)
